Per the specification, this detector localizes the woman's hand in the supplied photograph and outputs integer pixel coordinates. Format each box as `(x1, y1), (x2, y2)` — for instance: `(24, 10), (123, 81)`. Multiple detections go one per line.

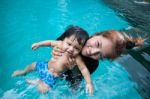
(66, 57), (75, 67)
(52, 46), (75, 66)
(52, 46), (64, 59)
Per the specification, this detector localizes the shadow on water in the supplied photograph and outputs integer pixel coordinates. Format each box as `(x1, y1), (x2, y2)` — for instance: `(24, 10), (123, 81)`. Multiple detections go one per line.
(128, 46), (150, 71)
(116, 46), (150, 99)
(103, 0), (150, 98)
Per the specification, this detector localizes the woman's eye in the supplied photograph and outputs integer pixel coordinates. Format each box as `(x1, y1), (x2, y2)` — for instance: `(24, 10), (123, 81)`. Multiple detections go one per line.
(96, 40), (102, 48)
(96, 41), (99, 47)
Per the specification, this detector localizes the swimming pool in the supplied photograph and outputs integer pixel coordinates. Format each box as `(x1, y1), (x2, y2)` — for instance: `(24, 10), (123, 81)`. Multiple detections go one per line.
(0, 0), (143, 98)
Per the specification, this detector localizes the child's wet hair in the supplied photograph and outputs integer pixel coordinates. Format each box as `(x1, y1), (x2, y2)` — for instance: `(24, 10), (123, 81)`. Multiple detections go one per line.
(57, 25), (89, 46)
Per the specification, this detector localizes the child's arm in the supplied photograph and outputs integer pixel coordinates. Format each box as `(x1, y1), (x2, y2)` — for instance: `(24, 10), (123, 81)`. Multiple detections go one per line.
(32, 40), (62, 50)
(76, 56), (94, 95)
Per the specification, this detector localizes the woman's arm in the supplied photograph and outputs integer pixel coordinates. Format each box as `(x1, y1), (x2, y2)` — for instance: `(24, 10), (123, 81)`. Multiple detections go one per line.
(32, 40), (62, 50)
(76, 56), (94, 95)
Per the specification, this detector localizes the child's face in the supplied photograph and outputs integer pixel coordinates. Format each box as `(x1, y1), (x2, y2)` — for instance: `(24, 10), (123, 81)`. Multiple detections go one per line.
(63, 35), (82, 57)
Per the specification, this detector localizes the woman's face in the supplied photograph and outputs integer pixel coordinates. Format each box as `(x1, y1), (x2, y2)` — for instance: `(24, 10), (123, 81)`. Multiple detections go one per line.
(82, 35), (114, 60)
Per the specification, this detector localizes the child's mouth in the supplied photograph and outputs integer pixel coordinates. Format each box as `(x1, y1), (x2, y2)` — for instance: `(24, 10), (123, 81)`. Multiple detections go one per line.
(66, 51), (73, 56)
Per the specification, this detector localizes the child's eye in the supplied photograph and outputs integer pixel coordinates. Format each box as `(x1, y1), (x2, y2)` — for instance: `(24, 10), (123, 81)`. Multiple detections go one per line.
(75, 47), (80, 51)
(68, 43), (71, 46)
(67, 42), (71, 46)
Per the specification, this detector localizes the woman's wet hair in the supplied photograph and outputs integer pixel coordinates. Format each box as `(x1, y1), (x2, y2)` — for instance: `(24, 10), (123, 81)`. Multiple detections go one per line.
(124, 34), (144, 50)
(57, 25), (89, 46)
(93, 30), (144, 59)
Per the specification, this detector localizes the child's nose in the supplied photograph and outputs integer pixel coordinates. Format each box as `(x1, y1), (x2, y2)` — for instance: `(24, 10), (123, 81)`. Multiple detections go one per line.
(68, 46), (74, 52)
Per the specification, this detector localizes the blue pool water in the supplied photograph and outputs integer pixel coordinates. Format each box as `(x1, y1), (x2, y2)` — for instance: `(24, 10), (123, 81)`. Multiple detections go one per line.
(0, 0), (142, 98)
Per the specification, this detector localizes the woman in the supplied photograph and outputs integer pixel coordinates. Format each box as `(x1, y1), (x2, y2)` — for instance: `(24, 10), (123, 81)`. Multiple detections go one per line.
(53, 29), (144, 89)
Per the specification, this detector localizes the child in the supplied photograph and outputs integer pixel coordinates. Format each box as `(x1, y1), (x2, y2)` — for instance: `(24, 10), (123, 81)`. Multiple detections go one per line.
(12, 26), (94, 95)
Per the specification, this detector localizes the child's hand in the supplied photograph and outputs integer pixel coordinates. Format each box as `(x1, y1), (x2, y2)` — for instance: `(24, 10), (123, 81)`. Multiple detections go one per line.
(86, 83), (94, 95)
(32, 43), (39, 50)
